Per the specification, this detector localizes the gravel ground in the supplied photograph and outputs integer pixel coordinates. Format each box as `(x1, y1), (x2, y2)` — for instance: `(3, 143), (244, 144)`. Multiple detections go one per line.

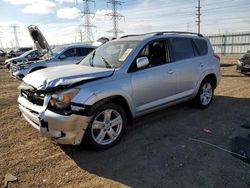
(0, 56), (250, 188)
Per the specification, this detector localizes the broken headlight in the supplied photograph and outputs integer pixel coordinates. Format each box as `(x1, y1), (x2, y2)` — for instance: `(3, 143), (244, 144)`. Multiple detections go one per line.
(50, 89), (79, 110)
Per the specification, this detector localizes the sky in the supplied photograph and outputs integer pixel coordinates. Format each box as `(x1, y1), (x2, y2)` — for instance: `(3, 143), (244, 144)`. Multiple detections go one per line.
(0, 0), (249, 48)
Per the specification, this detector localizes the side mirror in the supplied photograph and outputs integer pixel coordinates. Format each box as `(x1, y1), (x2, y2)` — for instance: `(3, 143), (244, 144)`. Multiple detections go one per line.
(136, 57), (149, 69)
(26, 55), (31, 58)
(59, 54), (67, 60)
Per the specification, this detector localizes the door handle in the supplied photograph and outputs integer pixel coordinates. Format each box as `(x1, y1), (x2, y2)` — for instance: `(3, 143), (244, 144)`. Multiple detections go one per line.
(168, 69), (174, 74)
(200, 62), (204, 67)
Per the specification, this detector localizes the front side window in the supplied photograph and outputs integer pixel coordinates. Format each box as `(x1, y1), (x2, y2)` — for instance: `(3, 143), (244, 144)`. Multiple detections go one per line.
(52, 46), (65, 56)
(77, 48), (94, 56)
(63, 48), (76, 57)
(170, 38), (195, 61)
(80, 41), (139, 68)
(137, 40), (168, 68)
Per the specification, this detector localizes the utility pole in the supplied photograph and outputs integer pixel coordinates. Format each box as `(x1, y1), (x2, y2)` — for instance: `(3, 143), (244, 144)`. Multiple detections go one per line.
(10, 24), (20, 48)
(105, 0), (125, 38)
(196, 0), (201, 34)
(77, 0), (96, 44)
(79, 28), (83, 43)
(187, 23), (190, 32)
(0, 26), (3, 49)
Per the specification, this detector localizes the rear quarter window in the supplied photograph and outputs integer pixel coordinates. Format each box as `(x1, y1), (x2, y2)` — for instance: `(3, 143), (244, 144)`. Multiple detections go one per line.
(193, 39), (208, 56)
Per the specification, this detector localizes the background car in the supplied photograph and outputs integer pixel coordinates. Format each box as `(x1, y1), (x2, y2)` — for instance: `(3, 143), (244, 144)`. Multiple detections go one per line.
(7, 47), (33, 58)
(11, 44), (95, 80)
(236, 50), (250, 74)
(0, 49), (7, 63)
(5, 49), (41, 69)
(11, 25), (96, 80)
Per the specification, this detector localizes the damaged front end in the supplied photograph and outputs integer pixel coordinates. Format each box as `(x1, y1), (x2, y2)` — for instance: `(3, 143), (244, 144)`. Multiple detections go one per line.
(18, 82), (92, 145)
(17, 64), (115, 144)
(237, 53), (250, 74)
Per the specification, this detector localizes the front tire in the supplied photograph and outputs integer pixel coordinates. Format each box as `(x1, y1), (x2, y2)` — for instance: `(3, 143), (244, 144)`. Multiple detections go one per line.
(84, 103), (127, 150)
(194, 79), (214, 109)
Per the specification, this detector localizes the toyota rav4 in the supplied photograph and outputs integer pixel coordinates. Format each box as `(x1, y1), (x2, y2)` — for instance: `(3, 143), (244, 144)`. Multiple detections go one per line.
(18, 31), (221, 150)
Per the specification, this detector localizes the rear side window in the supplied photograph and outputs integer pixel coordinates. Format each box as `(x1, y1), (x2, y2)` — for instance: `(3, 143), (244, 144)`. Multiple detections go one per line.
(193, 39), (208, 56)
(170, 38), (195, 61)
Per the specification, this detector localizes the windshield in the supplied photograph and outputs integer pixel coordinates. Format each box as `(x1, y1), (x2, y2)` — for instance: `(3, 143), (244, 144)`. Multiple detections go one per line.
(80, 40), (139, 68)
(52, 46), (65, 56)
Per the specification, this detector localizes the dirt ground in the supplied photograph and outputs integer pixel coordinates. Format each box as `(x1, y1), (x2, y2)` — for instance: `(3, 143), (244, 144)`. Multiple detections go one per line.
(0, 56), (250, 188)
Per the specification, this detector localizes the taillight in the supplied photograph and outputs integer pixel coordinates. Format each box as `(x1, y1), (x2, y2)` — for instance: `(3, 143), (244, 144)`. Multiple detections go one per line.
(214, 53), (220, 61)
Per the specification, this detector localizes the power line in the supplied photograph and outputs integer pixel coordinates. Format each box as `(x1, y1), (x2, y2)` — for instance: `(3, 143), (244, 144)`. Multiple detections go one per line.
(105, 0), (125, 38)
(77, 0), (96, 44)
(9, 24), (20, 48)
(196, 0), (201, 34)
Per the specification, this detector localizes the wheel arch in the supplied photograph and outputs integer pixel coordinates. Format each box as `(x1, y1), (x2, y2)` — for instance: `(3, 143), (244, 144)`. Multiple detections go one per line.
(203, 73), (217, 89)
(29, 66), (47, 73)
(89, 95), (134, 126)
(193, 71), (218, 98)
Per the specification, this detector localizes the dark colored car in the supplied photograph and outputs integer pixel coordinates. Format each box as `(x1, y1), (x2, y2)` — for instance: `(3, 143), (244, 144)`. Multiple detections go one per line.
(7, 47), (33, 58)
(236, 50), (250, 74)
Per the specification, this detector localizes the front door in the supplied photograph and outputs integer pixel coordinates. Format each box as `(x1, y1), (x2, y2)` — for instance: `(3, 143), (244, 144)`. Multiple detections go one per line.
(130, 40), (176, 113)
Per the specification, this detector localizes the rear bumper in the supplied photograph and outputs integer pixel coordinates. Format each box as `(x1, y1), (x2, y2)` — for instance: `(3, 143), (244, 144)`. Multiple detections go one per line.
(18, 95), (91, 145)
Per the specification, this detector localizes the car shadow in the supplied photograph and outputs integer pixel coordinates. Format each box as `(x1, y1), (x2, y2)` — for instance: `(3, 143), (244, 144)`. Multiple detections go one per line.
(222, 74), (248, 78)
(220, 63), (236, 67)
(61, 96), (250, 188)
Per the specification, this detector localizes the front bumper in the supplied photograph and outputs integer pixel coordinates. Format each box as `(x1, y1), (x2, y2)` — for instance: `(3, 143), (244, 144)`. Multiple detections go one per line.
(11, 70), (26, 80)
(18, 95), (92, 145)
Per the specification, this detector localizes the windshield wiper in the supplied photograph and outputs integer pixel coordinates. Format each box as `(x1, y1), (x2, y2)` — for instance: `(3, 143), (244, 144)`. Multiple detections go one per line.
(101, 57), (113, 68)
(89, 51), (96, 67)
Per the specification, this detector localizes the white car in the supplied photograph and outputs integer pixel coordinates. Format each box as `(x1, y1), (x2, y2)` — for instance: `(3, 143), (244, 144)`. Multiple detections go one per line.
(11, 25), (96, 80)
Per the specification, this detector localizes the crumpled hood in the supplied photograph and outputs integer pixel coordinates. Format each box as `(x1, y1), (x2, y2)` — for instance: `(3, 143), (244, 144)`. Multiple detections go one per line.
(5, 56), (19, 63)
(23, 64), (114, 91)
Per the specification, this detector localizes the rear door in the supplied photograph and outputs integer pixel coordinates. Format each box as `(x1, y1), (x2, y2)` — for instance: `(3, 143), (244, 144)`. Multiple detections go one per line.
(130, 39), (176, 113)
(169, 37), (206, 95)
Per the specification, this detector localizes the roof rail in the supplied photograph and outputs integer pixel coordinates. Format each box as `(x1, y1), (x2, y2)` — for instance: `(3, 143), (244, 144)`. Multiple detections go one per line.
(120, 35), (141, 38)
(120, 31), (203, 39)
(155, 31), (203, 37)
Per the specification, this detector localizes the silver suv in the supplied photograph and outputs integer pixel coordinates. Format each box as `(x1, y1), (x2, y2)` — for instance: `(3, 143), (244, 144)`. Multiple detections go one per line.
(18, 31), (221, 150)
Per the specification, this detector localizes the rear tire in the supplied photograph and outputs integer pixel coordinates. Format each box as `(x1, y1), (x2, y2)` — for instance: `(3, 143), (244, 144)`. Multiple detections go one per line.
(83, 103), (127, 150)
(193, 78), (214, 109)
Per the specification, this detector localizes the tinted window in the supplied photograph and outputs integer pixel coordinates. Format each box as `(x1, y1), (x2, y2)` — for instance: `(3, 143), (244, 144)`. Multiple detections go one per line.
(76, 48), (94, 56)
(193, 39), (208, 56)
(63, 48), (76, 57)
(170, 38), (195, 61)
